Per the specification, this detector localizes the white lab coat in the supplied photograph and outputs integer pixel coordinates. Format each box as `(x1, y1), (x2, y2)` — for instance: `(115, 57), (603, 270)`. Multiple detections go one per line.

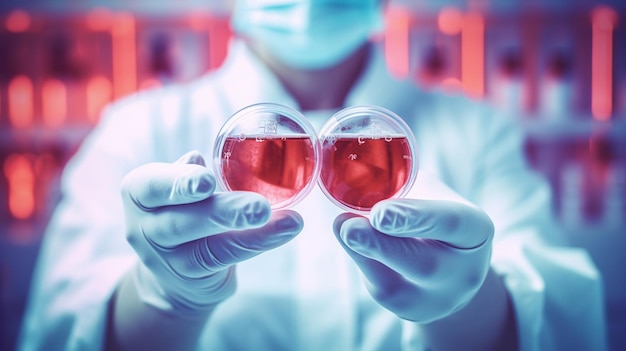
(18, 39), (607, 351)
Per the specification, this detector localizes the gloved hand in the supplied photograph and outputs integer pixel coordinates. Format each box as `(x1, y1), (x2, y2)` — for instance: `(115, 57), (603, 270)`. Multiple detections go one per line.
(333, 177), (494, 323)
(121, 150), (303, 316)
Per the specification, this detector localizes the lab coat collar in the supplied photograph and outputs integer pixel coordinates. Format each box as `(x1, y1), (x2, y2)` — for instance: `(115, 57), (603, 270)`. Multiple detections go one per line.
(215, 38), (419, 118)
(216, 39), (300, 113)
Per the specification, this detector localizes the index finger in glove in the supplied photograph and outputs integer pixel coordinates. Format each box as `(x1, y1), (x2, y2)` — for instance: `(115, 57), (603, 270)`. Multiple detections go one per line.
(333, 214), (410, 289)
(138, 191), (272, 248)
(337, 216), (491, 287)
(370, 199), (494, 250)
(162, 210), (303, 278)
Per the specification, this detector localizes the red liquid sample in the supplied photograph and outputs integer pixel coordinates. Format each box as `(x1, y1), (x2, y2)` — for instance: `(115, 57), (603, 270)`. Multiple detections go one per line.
(221, 135), (316, 206)
(320, 136), (412, 211)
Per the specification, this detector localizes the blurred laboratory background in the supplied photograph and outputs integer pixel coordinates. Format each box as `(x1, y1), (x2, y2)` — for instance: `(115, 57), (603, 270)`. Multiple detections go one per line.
(0, 0), (625, 350)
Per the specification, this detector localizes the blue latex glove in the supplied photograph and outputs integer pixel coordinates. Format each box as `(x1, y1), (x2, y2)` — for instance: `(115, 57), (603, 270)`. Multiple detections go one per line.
(121, 150), (303, 316)
(333, 190), (494, 323)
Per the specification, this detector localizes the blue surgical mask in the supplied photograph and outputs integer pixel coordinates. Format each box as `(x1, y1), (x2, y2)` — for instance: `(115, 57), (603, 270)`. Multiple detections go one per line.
(232, 0), (384, 70)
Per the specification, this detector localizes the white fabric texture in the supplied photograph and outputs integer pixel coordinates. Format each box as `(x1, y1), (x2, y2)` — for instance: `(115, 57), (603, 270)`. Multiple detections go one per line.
(17, 39), (607, 351)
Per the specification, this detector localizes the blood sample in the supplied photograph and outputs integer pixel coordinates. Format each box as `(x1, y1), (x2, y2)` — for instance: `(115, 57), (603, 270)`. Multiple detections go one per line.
(318, 105), (418, 213)
(220, 135), (316, 206)
(214, 103), (320, 209)
(320, 136), (412, 211)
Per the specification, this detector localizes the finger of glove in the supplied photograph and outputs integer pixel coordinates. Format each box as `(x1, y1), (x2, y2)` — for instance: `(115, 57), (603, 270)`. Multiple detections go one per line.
(122, 157), (215, 210)
(333, 214), (423, 320)
(140, 191), (272, 248)
(370, 199), (494, 250)
(175, 150), (207, 167)
(338, 216), (462, 286)
(164, 210), (303, 278)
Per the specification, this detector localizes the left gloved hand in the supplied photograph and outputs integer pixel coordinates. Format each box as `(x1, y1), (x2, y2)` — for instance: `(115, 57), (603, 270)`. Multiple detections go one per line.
(333, 194), (494, 323)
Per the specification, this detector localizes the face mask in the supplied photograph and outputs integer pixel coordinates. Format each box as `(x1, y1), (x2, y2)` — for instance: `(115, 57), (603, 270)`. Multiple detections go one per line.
(232, 0), (384, 70)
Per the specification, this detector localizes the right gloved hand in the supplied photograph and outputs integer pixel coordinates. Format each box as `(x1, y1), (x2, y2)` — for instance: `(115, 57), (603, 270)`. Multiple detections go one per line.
(120, 150), (303, 316)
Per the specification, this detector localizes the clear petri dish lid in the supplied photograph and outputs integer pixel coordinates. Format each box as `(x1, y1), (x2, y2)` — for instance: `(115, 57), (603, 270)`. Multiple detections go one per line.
(318, 105), (419, 214)
(213, 103), (321, 209)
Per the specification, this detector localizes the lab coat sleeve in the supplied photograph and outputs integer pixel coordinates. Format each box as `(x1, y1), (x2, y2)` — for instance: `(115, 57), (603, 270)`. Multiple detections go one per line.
(401, 99), (607, 351)
(478, 114), (608, 351)
(16, 96), (163, 351)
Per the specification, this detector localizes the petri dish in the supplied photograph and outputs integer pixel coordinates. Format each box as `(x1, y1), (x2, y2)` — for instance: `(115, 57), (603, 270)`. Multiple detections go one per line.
(213, 103), (321, 209)
(318, 105), (419, 214)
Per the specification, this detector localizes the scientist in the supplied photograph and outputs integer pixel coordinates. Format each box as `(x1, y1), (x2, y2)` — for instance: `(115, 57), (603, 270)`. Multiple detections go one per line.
(19, 0), (606, 350)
